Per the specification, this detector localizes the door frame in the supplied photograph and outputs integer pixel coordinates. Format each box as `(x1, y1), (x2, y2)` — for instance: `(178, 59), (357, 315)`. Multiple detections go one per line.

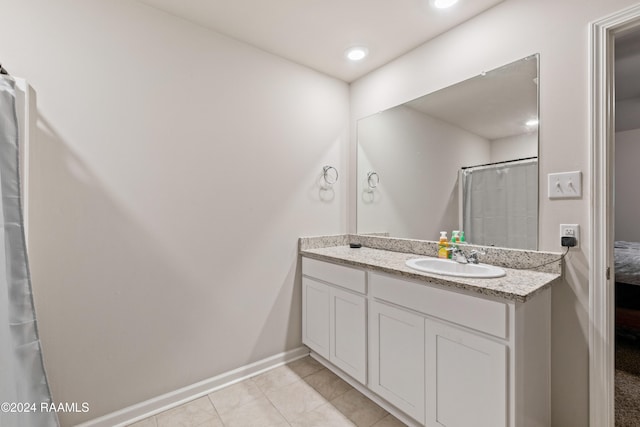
(589, 4), (640, 426)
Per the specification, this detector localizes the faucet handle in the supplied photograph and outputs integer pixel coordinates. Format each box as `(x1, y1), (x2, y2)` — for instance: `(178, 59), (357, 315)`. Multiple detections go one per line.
(467, 249), (485, 264)
(454, 248), (469, 264)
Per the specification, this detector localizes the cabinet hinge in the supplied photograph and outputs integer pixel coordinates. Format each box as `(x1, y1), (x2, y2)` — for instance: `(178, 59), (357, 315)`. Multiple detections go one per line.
(606, 267), (610, 280)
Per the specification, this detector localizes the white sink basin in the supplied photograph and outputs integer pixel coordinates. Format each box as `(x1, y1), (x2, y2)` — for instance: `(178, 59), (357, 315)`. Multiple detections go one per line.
(405, 258), (506, 278)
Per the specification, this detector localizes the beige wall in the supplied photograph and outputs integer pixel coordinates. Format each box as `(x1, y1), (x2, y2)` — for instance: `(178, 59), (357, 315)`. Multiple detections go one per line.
(350, 0), (640, 425)
(615, 128), (640, 242)
(490, 131), (538, 163)
(357, 105), (489, 239)
(0, 0), (348, 425)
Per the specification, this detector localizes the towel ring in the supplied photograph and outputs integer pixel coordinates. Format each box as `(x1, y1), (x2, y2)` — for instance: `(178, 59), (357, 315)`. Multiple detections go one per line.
(367, 171), (380, 189)
(322, 166), (338, 186)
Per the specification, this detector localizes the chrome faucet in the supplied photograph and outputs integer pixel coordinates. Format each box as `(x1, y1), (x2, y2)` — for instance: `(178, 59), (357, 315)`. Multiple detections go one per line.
(466, 250), (486, 264)
(448, 247), (486, 264)
(448, 247), (468, 264)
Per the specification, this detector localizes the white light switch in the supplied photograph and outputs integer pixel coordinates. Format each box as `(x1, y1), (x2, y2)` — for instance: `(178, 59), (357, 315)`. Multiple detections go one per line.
(548, 171), (582, 199)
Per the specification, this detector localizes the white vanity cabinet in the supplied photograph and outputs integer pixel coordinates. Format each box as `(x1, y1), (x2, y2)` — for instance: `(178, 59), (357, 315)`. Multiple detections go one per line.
(424, 319), (507, 427)
(302, 258), (367, 384)
(369, 271), (510, 427)
(301, 256), (551, 427)
(369, 300), (425, 424)
(302, 277), (331, 359)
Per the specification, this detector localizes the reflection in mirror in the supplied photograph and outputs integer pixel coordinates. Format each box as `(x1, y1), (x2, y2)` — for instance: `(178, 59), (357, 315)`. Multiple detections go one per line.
(357, 54), (539, 250)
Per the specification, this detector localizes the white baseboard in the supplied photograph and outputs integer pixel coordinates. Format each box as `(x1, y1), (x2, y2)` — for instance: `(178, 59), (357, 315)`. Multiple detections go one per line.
(77, 346), (309, 427)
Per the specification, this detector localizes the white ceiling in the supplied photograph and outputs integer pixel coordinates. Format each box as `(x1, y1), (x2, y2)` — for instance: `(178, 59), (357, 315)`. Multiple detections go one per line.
(405, 55), (537, 140)
(138, 0), (505, 82)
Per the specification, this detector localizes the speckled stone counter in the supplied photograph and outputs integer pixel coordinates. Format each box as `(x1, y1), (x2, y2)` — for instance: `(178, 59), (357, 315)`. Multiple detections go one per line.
(300, 237), (563, 303)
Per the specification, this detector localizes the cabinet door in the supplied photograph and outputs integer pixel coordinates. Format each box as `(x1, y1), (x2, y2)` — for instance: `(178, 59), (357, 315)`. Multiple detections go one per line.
(425, 320), (507, 427)
(330, 287), (366, 384)
(302, 277), (330, 360)
(369, 300), (425, 424)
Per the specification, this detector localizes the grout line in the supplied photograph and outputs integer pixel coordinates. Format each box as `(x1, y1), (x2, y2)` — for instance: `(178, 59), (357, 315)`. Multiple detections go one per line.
(261, 392), (293, 427)
(205, 394), (224, 427)
(210, 379), (267, 421)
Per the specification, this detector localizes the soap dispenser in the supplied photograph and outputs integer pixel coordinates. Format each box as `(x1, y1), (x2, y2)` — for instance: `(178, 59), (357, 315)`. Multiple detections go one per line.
(449, 231), (460, 259)
(438, 231), (449, 259)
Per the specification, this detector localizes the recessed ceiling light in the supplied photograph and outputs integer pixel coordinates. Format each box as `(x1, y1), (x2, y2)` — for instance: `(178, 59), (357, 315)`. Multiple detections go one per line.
(526, 119), (539, 127)
(432, 0), (459, 9)
(345, 47), (369, 61)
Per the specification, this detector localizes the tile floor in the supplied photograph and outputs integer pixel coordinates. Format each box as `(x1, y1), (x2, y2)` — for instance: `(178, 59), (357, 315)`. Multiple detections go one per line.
(128, 356), (406, 427)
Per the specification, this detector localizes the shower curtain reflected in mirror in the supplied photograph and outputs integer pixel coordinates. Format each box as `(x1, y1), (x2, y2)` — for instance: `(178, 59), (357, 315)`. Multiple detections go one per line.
(0, 76), (57, 426)
(462, 159), (538, 250)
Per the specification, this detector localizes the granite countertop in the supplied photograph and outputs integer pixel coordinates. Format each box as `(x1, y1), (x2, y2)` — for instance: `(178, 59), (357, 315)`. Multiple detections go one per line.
(301, 245), (561, 303)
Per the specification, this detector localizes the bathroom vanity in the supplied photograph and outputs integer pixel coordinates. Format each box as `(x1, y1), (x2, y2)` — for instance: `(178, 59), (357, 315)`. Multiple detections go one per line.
(299, 235), (561, 427)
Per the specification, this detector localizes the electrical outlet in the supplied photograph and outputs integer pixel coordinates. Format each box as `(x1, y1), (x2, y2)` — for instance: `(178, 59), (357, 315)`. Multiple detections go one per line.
(560, 224), (579, 247)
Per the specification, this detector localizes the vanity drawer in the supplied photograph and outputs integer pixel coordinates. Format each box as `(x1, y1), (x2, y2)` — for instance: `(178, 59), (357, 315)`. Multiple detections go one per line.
(302, 257), (366, 294)
(369, 272), (507, 338)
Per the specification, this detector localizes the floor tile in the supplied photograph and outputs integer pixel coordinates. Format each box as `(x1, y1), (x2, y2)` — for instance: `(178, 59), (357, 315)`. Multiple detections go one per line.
(303, 368), (352, 401)
(156, 397), (222, 427)
(129, 357), (398, 427)
(127, 417), (157, 427)
(331, 389), (388, 427)
(371, 414), (407, 427)
(266, 379), (326, 422)
(289, 402), (355, 427)
(217, 396), (289, 427)
(252, 364), (302, 394)
(209, 379), (264, 414)
(286, 356), (324, 378)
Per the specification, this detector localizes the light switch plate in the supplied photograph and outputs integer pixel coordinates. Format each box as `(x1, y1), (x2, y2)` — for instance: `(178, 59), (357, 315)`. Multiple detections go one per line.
(548, 171), (582, 199)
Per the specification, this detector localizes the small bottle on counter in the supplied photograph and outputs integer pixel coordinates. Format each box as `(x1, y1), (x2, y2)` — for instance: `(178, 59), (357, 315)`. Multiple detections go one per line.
(449, 231), (460, 259)
(438, 231), (449, 259)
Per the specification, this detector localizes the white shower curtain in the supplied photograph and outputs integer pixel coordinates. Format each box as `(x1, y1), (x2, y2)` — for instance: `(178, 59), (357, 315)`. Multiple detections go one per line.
(462, 159), (538, 250)
(0, 76), (57, 426)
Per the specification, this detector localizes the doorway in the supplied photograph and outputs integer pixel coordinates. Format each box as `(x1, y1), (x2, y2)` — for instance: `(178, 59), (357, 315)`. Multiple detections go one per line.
(613, 28), (640, 426)
(590, 4), (640, 427)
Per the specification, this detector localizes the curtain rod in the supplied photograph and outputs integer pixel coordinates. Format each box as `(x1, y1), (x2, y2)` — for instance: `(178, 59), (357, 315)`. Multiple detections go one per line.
(461, 156), (537, 170)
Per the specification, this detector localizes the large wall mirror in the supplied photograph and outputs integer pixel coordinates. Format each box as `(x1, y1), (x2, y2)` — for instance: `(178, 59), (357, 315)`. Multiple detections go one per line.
(357, 54), (539, 250)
